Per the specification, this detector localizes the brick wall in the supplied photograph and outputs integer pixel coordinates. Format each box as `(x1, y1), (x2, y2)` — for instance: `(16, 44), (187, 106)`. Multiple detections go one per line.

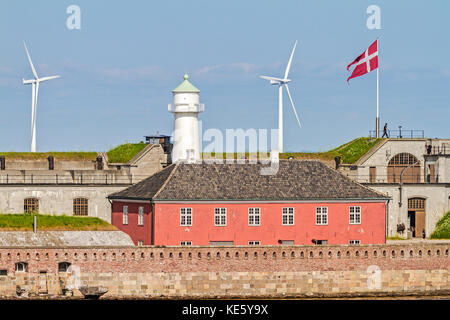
(0, 243), (448, 298)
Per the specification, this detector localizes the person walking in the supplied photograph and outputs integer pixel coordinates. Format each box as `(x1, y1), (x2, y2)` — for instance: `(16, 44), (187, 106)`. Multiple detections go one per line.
(382, 123), (389, 138)
(422, 229), (426, 240)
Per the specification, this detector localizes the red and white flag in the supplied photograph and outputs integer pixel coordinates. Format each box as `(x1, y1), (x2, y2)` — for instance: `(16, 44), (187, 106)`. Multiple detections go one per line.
(347, 39), (378, 82)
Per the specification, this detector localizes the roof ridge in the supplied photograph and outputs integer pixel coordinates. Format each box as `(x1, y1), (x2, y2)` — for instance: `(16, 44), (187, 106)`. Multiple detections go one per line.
(153, 162), (181, 199)
(128, 144), (157, 165)
(355, 138), (388, 165)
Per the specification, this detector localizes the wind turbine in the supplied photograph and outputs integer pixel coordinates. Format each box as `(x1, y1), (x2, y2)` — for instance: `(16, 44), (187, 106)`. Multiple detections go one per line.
(260, 40), (301, 153)
(22, 41), (60, 152)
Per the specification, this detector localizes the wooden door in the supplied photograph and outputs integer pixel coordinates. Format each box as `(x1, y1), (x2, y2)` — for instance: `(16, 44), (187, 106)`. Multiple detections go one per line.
(369, 167), (376, 183)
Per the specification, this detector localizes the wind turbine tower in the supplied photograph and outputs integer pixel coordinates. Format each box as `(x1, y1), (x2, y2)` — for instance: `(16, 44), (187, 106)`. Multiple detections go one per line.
(22, 41), (60, 152)
(260, 40), (301, 153)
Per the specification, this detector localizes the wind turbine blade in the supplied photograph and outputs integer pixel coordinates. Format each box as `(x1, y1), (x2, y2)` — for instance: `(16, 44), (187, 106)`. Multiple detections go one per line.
(284, 84), (301, 128)
(284, 40), (298, 79)
(39, 75), (60, 82)
(23, 41), (38, 79)
(260, 75), (283, 82)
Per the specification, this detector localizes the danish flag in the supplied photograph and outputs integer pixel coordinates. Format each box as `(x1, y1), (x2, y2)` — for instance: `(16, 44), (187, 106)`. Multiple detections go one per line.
(347, 40), (378, 82)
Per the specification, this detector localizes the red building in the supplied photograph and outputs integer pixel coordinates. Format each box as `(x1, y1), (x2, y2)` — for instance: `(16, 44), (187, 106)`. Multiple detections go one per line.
(108, 160), (390, 246)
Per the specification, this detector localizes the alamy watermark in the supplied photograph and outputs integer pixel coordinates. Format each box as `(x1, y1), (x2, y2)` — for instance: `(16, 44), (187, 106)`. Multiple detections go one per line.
(366, 5), (381, 30)
(366, 265), (382, 290)
(172, 122), (282, 175)
(66, 5), (81, 30)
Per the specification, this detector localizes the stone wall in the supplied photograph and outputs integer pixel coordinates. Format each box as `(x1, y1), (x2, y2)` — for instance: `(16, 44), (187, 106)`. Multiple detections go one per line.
(0, 185), (128, 222)
(0, 243), (448, 298)
(369, 184), (450, 237)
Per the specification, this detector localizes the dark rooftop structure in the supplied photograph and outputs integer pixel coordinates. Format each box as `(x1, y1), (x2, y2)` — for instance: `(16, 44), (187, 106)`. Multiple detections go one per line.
(108, 160), (389, 202)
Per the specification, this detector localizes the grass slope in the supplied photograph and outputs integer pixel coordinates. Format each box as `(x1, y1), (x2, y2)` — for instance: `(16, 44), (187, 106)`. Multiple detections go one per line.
(431, 211), (450, 239)
(106, 142), (147, 163)
(0, 152), (98, 161)
(0, 214), (116, 231)
(202, 137), (382, 164)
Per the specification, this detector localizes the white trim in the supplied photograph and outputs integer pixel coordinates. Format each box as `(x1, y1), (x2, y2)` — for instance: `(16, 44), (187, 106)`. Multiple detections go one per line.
(138, 206), (144, 226)
(248, 207), (261, 226)
(349, 206), (362, 225)
(315, 206), (328, 226)
(123, 205), (128, 225)
(282, 207), (295, 226)
(214, 207), (227, 226)
(180, 207), (193, 226)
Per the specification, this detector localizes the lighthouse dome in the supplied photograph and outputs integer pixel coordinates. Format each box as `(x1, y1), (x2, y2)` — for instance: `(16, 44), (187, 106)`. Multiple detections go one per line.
(172, 74), (200, 93)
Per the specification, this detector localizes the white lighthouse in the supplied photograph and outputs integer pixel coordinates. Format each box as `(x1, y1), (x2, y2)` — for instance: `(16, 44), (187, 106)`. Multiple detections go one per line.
(169, 74), (204, 163)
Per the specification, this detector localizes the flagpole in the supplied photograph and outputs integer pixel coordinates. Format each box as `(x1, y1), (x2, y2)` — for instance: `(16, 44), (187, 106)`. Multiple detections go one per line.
(376, 67), (379, 138)
(376, 39), (380, 138)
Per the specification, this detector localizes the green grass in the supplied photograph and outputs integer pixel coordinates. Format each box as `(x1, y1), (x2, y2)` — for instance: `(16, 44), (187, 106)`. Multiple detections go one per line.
(106, 142), (147, 163)
(202, 137), (383, 164)
(0, 152), (98, 161)
(281, 137), (382, 164)
(0, 214), (116, 231)
(431, 211), (450, 239)
(386, 236), (406, 240)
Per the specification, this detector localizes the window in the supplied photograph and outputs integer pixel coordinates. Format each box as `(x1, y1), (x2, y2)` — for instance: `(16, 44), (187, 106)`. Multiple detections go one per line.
(282, 207), (294, 225)
(349, 206), (361, 224)
(180, 208), (192, 226)
(180, 241), (192, 246)
(138, 206), (144, 226)
(408, 198), (425, 210)
(58, 262), (71, 273)
(0, 270), (7, 276)
(123, 206), (128, 225)
(15, 262), (28, 272)
(248, 241), (260, 245)
(316, 207), (328, 225)
(137, 240), (144, 246)
(315, 240), (328, 245)
(73, 198), (88, 216)
(280, 240), (294, 245)
(349, 240), (361, 245)
(210, 241), (233, 246)
(214, 208), (227, 226)
(248, 208), (260, 226)
(24, 198), (39, 214)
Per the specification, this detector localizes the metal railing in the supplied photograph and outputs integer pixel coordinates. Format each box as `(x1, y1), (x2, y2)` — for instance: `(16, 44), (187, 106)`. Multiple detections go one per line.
(0, 173), (150, 185)
(369, 129), (424, 139)
(343, 174), (442, 184)
(425, 144), (450, 155)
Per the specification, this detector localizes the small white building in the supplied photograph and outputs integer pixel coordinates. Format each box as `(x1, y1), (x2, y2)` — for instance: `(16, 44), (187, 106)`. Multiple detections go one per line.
(169, 74), (204, 163)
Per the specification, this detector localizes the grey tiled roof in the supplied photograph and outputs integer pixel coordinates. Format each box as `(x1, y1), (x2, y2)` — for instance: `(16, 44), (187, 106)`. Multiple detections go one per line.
(108, 160), (389, 201)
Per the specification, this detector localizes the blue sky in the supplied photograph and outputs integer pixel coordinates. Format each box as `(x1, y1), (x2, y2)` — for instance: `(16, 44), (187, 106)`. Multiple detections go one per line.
(0, 1), (448, 152)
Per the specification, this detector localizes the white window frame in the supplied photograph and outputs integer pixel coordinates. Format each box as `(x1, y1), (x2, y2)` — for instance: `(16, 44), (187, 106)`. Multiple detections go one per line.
(180, 208), (192, 226)
(349, 206), (361, 225)
(15, 262), (28, 273)
(137, 240), (144, 246)
(180, 241), (192, 246)
(138, 206), (144, 226)
(316, 207), (328, 225)
(214, 208), (227, 226)
(282, 207), (294, 225)
(248, 241), (260, 245)
(123, 206), (128, 225)
(349, 240), (361, 245)
(248, 207), (261, 226)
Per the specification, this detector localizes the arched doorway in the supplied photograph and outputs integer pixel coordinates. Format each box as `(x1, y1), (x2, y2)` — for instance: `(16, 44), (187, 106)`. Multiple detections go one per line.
(408, 197), (426, 238)
(388, 153), (420, 183)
